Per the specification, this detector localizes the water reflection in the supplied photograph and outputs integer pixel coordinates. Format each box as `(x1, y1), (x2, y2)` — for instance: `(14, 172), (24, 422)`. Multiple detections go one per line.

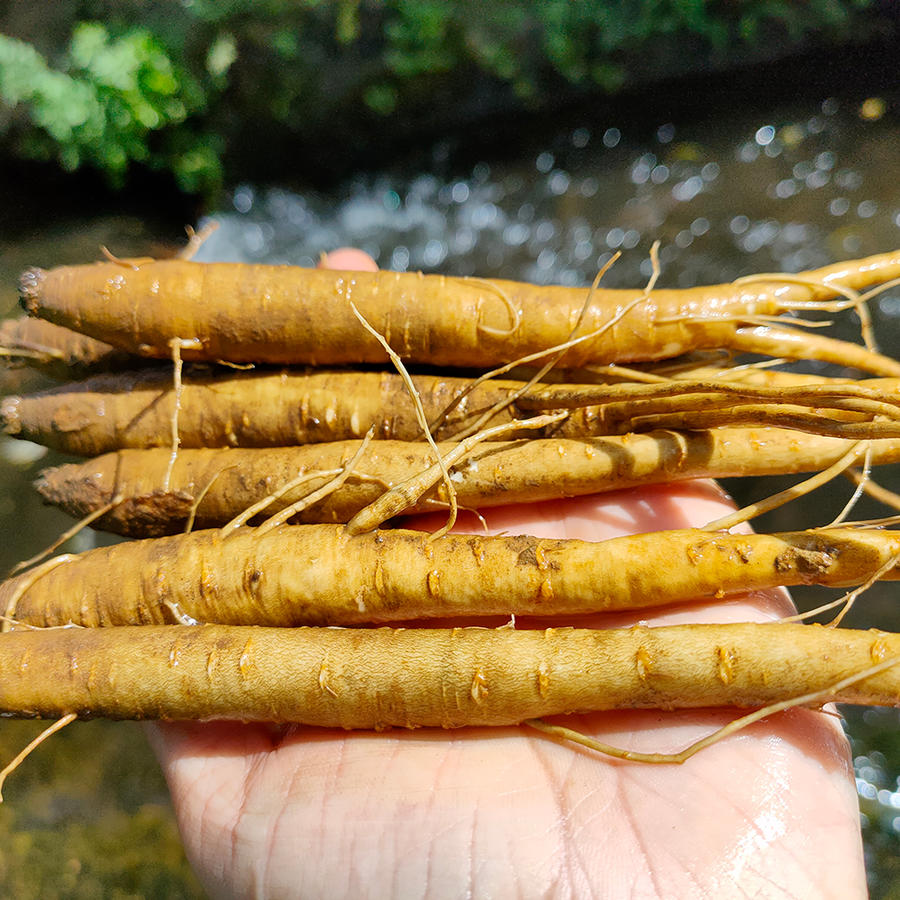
(195, 97), (899, 316)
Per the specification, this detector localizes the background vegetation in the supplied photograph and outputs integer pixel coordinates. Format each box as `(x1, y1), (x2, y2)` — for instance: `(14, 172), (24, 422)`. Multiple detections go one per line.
(0, 1), (892, 199)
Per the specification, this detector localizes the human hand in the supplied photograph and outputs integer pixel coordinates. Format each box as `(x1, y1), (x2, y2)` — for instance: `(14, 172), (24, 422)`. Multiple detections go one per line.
(146, 250), (865, 899)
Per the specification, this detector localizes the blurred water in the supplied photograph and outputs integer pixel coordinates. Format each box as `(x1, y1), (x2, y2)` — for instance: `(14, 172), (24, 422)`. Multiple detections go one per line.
(196, 96), (899, 299)
(2, 89), (900, 896)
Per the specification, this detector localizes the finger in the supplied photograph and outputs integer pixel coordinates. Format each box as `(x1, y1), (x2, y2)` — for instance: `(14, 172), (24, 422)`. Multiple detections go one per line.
(404, 479), (736, 541)
(318, 248), (378, 271)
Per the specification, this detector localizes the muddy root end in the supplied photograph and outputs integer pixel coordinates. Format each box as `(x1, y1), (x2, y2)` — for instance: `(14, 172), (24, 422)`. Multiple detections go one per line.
(110, 491), (196, 536)
(18, 268), (46, 314)
(33, 466), (195, 536)
(0, 396), (21, 436)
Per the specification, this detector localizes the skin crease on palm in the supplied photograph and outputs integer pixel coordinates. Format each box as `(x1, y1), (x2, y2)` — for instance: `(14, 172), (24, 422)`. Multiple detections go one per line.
(145, 248), (867, 899)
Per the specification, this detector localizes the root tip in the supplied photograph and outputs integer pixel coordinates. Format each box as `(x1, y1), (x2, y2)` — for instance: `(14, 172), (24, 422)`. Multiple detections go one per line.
(18, 268), (46, 314)
(31, 468), (58, 504)
(0, 396), (21, 436)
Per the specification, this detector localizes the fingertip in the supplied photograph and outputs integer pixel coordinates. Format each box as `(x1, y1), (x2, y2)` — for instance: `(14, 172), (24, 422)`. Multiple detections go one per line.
(318, 248), (378, 272)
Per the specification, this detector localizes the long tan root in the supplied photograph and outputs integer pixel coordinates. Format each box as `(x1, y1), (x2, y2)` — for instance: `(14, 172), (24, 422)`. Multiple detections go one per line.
(0, 623), (899, 727)
(32, 427), (900, 537)
(3, 525), (899, 628)
(525, 652), (900, 764)
(22, 251), (900, 371)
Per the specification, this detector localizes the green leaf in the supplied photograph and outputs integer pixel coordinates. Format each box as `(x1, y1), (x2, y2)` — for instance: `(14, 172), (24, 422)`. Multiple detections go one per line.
(363, 82), (398, 115)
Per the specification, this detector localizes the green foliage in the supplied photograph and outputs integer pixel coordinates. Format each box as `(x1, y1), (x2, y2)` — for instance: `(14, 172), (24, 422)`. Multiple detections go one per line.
(384, 1), (458, 77)
(0, 24), (219, 193)
(366, 0), (877, 111)
(0, 721), (202, 898)
(0, 0), (882, 194)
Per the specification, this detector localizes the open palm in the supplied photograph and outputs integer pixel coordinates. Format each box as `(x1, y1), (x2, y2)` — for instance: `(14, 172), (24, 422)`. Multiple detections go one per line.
(147, 483), (865, 899)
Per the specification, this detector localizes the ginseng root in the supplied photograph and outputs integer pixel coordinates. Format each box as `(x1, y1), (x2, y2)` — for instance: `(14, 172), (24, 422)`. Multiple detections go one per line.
(18, 250), (900, 373)
(5, 368), (900, 455)
(0, 316), (134, 379)
(3, 525), (899, 628)
(0, 622), (898, 727)
(32, 430), (900, 536)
